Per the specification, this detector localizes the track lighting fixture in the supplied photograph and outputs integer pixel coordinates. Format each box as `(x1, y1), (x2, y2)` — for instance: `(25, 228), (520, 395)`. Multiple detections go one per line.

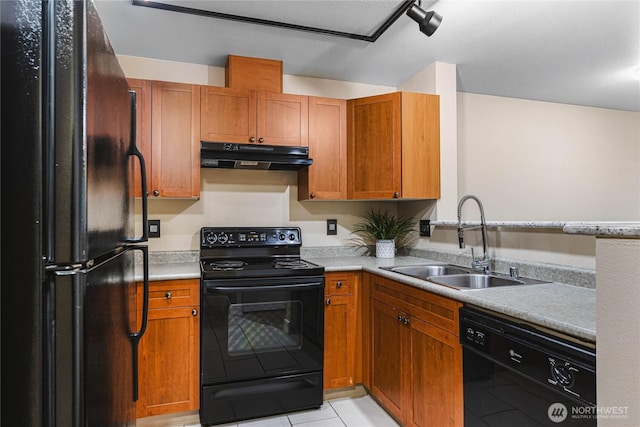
(406, 1), (442, 37)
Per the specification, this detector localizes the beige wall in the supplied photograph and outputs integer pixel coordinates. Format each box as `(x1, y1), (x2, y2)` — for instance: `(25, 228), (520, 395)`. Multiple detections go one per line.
(457, 93), (640, 221)
(121, 54), (639, 272)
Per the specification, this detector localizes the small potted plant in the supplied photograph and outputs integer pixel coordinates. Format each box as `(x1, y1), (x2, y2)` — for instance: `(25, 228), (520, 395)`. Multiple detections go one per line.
(352, 209), (416, 258)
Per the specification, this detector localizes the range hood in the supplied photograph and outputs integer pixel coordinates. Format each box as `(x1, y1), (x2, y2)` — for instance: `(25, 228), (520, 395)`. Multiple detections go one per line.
(201, 142), (313, 170)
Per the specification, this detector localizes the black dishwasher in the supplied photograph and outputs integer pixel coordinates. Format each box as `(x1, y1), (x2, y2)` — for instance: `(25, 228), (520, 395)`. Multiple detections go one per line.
(460, 307), (596, 426)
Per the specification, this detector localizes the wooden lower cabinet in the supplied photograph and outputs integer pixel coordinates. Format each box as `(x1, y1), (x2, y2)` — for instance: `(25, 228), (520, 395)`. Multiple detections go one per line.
(369, 273), (463, 427)
(323, 272), (360, 390)
(136, 279), (200, 418)
(371, 299), (409, 418)
(410, 314), (463, 427)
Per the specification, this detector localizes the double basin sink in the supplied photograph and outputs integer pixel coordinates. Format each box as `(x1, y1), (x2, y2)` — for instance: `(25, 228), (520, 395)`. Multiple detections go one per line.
(380, 264), (550, 289)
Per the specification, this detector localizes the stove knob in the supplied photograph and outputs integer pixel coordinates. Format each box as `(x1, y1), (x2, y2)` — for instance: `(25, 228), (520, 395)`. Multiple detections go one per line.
(278, 233), (286, 241)
(218, 233), (229, 244)
(205, 232), (217, 245)
(288, 233), (296, 241)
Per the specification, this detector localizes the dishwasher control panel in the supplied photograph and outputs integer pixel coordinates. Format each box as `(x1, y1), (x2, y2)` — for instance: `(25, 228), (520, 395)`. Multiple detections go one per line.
(460, 307), (596, 406)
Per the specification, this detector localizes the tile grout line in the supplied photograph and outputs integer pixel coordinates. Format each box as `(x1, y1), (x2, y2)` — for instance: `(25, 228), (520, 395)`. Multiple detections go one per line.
(327, 400), (348, 427)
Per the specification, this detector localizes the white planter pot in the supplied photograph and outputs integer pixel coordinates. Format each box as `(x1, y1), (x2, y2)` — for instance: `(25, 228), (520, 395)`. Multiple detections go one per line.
(376, 239), (395, 258)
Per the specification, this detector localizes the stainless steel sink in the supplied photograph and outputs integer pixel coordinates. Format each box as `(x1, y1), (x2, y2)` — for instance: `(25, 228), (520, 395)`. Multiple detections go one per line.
(384, 264), (470, 279)
(426, 274), (526, 289)
(381, 264), (551, 289)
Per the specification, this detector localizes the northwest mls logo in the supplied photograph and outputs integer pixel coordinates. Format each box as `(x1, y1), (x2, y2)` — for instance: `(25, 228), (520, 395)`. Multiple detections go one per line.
(548, 403), (568, 423)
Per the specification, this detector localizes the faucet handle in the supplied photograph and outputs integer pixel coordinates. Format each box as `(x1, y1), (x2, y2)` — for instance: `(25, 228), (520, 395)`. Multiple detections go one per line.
(471, 248), (491, 273)
(510, 267), (520, 279)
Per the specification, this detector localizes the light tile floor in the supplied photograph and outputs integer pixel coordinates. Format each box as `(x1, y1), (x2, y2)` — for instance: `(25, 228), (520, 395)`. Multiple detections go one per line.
(180, 395), (400, 427)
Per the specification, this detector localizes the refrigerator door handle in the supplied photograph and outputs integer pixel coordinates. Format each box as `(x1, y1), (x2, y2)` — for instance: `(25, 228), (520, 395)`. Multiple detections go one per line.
(127, 90), (149, 243)
(128, 244), (149, 402)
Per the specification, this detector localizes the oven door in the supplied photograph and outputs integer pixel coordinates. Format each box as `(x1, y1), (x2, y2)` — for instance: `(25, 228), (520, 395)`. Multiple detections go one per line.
(200, 275), (324, 425)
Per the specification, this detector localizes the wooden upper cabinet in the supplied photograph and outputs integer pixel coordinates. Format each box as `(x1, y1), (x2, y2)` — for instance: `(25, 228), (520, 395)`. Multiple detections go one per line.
(201, 86), (308, 147)
(258, 91), (309, 146)
(200, 86), (257, 144)
(226, 55), (283, 93)
(151, 81), (200, 199)
(347, 92), (440, 200)
(298, 97), (347, 200)
(128, 79), (200, 199)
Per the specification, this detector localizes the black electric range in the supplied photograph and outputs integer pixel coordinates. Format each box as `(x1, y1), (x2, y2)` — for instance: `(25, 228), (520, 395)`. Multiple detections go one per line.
(199, 227), (325, 426)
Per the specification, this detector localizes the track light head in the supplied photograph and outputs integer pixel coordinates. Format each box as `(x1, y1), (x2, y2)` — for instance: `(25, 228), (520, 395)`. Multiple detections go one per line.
(406, 3), (442, 37)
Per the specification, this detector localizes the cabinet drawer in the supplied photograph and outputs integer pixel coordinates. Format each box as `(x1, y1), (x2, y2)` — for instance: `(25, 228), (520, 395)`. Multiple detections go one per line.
(325, 272), (359, 296)
(138, 279), (199, 310)
(371, 275), (461, 336)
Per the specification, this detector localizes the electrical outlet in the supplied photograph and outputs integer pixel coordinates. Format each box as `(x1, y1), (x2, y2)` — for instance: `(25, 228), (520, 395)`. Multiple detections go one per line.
(419, 220), (431, 237)
(327, 219), (337, 235)
(148, 219), (161, 238)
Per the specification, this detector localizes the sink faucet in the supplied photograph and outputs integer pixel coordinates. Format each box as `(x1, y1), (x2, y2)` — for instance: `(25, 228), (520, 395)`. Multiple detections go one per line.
(457, 194), (490, 273)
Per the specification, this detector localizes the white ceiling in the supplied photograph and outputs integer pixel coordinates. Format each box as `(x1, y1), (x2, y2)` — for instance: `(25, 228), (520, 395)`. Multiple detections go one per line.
(94, 0), (640, 112)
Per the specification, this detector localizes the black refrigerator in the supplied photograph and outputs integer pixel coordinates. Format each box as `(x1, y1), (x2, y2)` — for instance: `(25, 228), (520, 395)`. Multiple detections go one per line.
(1, 0), (149, 425)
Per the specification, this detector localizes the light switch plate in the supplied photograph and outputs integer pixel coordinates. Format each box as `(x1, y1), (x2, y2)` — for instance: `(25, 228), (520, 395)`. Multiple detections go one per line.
(148, 219), (161, 238)
(327, 219), (337, 235)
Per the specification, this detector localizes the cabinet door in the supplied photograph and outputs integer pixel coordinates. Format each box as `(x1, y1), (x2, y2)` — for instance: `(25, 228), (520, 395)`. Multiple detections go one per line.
(127, 78), (152, 198)
(151, 81), (200, 198)
(136, 306), (200, 417)
(299, 97), (346, 200)
(371, 299), (410, 424)
(324, 294), (356, 389)
(257, 92), (308, 146)
(135, 279), (200, 418)
(408, 317), (463, 427)
(347, 93), (401, 199)
(400, 93), (440, 199)
(200, 86), (257, 144)
(324, 272), (359, 390)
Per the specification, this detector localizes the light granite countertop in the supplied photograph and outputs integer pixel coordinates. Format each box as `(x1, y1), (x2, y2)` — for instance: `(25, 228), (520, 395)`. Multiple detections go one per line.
(308, 256), (596, 343)
(563, 221), (640, 238)
(138, 254), (596, 343)
(432, 219), (640, 238)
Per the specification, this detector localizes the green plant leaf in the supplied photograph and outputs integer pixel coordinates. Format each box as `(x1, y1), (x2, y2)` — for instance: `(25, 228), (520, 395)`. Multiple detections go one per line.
(352, 209), (416, 248)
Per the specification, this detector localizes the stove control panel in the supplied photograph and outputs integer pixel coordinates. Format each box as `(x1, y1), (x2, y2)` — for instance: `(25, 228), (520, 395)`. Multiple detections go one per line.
(201, 227), (301, 248)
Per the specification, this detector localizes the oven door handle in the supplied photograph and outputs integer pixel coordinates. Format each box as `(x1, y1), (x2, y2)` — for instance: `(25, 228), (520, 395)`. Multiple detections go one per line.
(208, 281), (324, 292)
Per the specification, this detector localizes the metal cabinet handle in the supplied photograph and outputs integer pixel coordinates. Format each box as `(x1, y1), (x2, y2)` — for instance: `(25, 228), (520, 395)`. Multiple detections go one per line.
(249, 137), (256, 143)
(397, 314), (410, 325)
(153, 189), (160, 197)
(165, 291), (172, 299)
(325, 298), (331, 305)
(336, 281), (342, 289)
(393, 192), (399, 198)
(310, 192), (316, 199)
(258, 137), (264, 143)
(192, 309), (198, 316)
